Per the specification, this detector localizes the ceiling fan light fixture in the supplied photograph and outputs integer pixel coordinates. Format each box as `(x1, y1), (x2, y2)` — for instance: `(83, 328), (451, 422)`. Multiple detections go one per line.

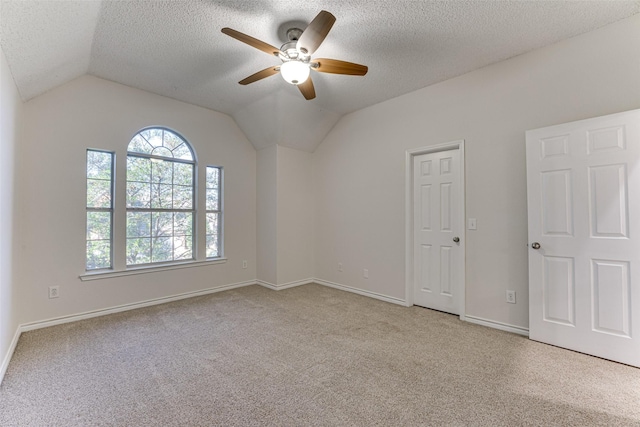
(280, 60), (310, 85)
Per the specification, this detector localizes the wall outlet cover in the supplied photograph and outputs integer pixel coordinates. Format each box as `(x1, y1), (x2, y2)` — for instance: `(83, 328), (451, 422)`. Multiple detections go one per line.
(49, 286), (60, 299)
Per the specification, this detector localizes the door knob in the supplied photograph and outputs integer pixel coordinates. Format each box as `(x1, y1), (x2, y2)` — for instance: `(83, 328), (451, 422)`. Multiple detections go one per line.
(531, 242), (541, 249)
(453, 237), (460, 243)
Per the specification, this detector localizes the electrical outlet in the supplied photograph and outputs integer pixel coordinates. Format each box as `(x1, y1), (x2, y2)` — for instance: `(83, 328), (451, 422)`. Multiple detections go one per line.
(49, 286), (60, 299)
(506, 290), (516, 304)
(338, 263), (343, 272)
(363, 269), (369, 279)
(242, 260), (247, 269)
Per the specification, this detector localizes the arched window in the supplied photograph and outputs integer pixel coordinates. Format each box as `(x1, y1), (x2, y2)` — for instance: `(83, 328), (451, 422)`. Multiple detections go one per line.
(85, 127), (223, 274)
(126, 128), (195, 265)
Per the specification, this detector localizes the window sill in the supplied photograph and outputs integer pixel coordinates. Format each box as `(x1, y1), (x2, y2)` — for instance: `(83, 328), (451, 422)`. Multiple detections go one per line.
(79, 258), (227, 282)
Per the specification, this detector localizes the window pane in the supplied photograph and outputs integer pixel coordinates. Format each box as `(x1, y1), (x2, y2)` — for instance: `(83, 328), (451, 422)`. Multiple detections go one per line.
(144, 128), (164, 147)
(206, 187), (219, 211)
(173, 143), (193, 160)
(139, 129), (152, 142)
(127, 238), (151, 265)
(152, 236), (172, 263)
(150, 183), (172, 209)
(174, 163), (193, 186)
(87, 179), (112, 208)
(127, 212), (151, 238)
(128, 135), (153, 154)
(87, 240), (111, 270)
(127, 156), (151, 182)
(206, 212), (220, 258)
(152, 212), (173, 237)
(206, 234), (219, 258)
(206, 213), (219, 235)
(174, 185), (193, 209)
(127, 181), (151, 208)
(87, 211), (111, 240)
(151, 146), (173, 158)
(151, 158), (173, 183)
(173, 235), (193, 260)
(163, 131), (183, 151)
(206, 167), (219, 189)
(174, 212), (193, 236)
(206, 166), (220, 211)
(87, 151), (112, 179)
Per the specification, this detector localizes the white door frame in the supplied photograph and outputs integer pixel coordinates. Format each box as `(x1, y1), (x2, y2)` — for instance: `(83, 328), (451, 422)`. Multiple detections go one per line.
(405, 140), (466, 318)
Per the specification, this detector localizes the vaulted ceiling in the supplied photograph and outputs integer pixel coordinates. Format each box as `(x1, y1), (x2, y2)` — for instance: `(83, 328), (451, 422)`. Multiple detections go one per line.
(1, 1), (638, 152)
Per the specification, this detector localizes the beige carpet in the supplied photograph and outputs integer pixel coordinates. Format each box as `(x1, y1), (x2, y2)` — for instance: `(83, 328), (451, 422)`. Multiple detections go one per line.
(1, 283), (639, 426)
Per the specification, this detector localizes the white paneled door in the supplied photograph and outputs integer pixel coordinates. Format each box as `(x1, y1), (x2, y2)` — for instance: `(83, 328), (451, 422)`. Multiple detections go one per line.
(413, 149), (462, 315)
(526, 109), (640, 367)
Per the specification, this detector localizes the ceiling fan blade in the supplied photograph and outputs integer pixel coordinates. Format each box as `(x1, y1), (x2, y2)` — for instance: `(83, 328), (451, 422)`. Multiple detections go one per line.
(296, 10), (336, 56)
(312, 58), (368, 76)
(239, 66), (280, 85)
(297, 77), (316, 100)
(221, 27), (281, 56)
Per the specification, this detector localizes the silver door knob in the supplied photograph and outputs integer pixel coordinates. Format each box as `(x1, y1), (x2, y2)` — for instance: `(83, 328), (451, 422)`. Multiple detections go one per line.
(531, 242), (541, 249)
(453, 237), (460, 243)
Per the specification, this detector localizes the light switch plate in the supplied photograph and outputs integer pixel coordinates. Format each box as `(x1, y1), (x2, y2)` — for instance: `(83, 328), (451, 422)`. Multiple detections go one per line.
(468, 218), (477, 230)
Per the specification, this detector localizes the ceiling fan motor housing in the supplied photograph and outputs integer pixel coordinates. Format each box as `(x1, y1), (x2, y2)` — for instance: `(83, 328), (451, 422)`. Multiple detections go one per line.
(279, 28), (310, 63)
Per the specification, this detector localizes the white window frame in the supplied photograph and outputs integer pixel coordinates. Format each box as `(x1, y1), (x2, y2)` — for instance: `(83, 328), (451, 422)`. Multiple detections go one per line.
(85, 149), (115, 271)
(205, 165), (224, 259)
(80, 128), (227, 281)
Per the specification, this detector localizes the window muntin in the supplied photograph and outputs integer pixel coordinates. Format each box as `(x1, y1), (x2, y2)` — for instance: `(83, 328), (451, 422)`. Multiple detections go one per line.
(86, 150), (114, 270)
(127, 128), (194, 161)
(206, 166), (222, 258)
(126, 128), (195, 266)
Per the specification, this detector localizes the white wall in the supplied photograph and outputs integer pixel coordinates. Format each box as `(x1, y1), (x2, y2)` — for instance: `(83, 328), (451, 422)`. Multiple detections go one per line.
(313, 14), (640, 329)
(257, 145), (314, 286)
(0, 46), (22, 377)
(19, 76), (257, 324)
(276, 146), (313, 285)
(257, 145), (277, 284)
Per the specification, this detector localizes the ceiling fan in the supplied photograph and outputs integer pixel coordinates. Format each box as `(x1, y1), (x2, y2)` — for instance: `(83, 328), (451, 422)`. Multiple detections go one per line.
(221, 10), (368, 100)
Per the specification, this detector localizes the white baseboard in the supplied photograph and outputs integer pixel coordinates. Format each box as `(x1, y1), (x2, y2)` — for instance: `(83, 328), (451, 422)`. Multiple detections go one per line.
(257, 278), (313, 290)
(463, 315), (529, 336)
(19, 280), (256, 333)
(313, 278), (407, 306)
(256, 280), (276, 289)
(0, 327), (21, 385)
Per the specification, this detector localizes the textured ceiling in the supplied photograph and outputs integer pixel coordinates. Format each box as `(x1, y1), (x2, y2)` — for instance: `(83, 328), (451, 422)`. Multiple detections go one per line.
(1, 1), (639, 151)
